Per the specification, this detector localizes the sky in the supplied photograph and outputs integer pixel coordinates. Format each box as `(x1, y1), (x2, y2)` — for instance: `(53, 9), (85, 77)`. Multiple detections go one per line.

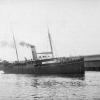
(0, 0), (100, 61)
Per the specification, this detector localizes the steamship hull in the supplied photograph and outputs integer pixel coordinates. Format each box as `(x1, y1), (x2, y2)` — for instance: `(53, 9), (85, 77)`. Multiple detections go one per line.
(1, 59), (85, 75)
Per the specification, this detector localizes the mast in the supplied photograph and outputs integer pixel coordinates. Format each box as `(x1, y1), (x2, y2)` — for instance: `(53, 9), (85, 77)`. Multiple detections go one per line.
(12, 33), (19, 62)
(48, 29), (54, 58)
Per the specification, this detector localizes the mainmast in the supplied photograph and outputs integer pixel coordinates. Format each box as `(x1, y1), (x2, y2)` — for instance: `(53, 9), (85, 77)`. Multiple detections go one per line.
(12, 33), (19, 62)
(48, 29), (54, 58)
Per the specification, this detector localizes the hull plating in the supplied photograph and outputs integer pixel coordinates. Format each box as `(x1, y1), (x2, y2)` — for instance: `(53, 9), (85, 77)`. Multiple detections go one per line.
(2, 61), (85, 75)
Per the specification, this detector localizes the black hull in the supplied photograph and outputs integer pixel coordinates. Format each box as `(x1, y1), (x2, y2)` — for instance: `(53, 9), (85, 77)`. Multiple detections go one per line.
(2, 60), (85, 75)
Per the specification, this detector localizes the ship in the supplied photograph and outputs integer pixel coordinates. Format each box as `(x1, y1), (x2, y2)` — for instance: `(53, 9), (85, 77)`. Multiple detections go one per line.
(0, 30), (85, 75)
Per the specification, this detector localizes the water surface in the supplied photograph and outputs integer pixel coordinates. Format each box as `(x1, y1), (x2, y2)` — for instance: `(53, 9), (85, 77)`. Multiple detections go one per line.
(0, 71), (100, 100)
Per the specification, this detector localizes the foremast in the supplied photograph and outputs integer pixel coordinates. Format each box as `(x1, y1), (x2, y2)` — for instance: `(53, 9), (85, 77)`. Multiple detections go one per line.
(13, 33), (19, 62)
(48, 29), (54, 58)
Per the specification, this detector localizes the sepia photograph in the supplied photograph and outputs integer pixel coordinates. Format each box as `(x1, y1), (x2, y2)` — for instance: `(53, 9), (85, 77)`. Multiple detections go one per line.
(0, 0), (100, 100)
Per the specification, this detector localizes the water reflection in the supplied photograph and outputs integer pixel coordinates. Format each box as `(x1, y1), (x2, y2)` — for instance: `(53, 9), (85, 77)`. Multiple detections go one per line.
(23, 75), (86, 100)
(31, 78), (39, 88)
(0, 72), (100, 100)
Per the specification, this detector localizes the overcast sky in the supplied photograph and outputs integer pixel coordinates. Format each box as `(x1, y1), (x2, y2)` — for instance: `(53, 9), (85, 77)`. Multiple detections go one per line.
(0, 0), (100, 61)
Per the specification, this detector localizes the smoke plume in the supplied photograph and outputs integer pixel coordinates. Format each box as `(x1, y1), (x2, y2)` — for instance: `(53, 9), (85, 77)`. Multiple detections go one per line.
(0, 41), (14, 48)
(19, 41), (34, 47)
(0, 41), (35, 48)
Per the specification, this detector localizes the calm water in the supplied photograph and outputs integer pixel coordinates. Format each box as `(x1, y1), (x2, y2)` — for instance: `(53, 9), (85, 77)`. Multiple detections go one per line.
(0, 72), (100, 100)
